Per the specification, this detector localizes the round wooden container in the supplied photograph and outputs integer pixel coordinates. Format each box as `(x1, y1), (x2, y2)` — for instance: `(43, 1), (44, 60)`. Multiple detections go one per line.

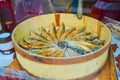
(12, 13), (111, 79)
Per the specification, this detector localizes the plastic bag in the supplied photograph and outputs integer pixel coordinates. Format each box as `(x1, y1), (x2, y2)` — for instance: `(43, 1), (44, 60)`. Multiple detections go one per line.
(11, 0), (55, 24)
(0, 67), (57, 80)
(11, 0), (72, 24)
(0, 67), (66, 80)
(102, 16), (120, 39)
(51, 0), (72, 12)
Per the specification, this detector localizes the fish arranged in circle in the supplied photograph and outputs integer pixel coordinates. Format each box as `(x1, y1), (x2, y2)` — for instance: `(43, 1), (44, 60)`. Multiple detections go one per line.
(19, 23), (105, 57)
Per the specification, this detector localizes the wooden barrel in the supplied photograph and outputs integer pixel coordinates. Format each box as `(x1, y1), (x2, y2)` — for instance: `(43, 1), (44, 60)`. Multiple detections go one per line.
(12, 13), (111, 79)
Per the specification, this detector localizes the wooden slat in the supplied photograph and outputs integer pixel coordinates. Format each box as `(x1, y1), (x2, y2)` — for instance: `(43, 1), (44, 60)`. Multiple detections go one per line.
(8, 58), (21, 70)
(109, 48), (118, 80)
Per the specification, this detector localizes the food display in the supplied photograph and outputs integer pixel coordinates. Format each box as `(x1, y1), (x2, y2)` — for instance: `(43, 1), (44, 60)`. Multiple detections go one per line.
(19, 23), (105, 57)
(12, 13), (111, 79)
(108, 23), (120, 39)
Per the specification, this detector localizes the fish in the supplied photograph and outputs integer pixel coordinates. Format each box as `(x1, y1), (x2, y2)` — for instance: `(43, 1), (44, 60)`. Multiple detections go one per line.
(67, 27), (85, 40)
(49, 49), (64, 57)
(67, 45), (89, 55)
(64, 48), (80, 57)
(61, 27), (76, 40)
(30, 32), (48, 42)
(48, 23), (58, 42)
(39, 27), (54, 42)
(40, 48), (56, 56)
(87, 39), (105, 45)
(56, 23), (65, 40)
(86, 34), (98, 41)
(73, 31), (91, 38)
(75, 41), (95, 48)
(18, 24), (105, 57)
(75, 44), (92, 52)
(18, 41), (32, 49)
(66, 30), (78, 40)
(24, 36), (47, 45)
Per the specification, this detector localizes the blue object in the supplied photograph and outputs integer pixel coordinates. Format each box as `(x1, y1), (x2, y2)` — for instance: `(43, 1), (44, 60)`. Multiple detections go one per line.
(71, 0), (78, 13)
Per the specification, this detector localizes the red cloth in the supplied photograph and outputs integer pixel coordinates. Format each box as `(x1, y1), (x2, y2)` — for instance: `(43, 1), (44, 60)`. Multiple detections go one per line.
(91, 7), (120, 21)
(91, 0), (120, 21)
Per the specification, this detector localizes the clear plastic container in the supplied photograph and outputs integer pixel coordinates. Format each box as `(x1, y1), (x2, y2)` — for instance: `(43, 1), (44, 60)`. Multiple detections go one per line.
(102, 16), (120, 39)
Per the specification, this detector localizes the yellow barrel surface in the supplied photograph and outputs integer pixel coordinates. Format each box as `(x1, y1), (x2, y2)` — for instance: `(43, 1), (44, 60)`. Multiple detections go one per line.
(12, 13), (111, 79)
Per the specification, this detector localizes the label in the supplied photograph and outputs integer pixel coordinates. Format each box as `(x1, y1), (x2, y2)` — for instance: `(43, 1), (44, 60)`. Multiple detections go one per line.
(0, 32), (14, 54)
(0, 41), (13, 50)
